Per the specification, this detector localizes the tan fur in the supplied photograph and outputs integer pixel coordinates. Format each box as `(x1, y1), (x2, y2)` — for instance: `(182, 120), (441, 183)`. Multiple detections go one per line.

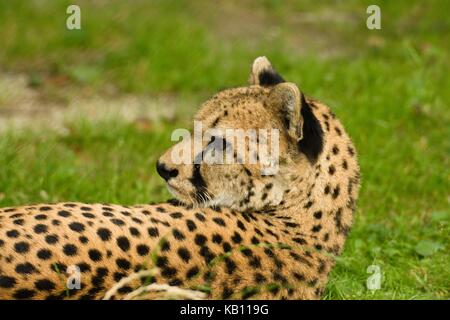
(0, 57), (360, 300)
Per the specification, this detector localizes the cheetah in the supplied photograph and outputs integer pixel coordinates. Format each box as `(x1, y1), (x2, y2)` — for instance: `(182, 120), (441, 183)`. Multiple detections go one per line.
(0, 57), (360, 300)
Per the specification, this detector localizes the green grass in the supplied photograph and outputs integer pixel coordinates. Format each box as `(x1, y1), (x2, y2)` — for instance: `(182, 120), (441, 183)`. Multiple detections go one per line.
(0, 0), (449, 299)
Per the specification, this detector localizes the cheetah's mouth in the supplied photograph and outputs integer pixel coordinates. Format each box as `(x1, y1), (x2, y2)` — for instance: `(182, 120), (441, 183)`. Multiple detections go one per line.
(166, 183), (183, 198)
(166, 181), (213, 207)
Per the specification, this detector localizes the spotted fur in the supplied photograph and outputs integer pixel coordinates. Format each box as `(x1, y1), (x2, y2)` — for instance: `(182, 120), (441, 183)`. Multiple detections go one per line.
(0, 57), (360, 300)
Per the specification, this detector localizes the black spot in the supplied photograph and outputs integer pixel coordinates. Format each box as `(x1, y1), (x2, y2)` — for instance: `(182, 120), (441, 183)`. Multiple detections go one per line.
(37, 249), (52, 260)
(16, 263), (37, 274)
(348, 146), (355, 156)
(284, 222), (299, 228)
(177, 247), (191, 263)
(137, 244), (150, 256)
(303, 201), (313, 209)
(293, 272), (305, 281)
(120, 211), (131, 217)
(111, 219), (125, 226)
(69, 222), (84, 232)
(212, 217), (226, 227)
(307, 278), (318, 287)
(35, 214), (47, 220)
(0, 275), (16, 288)
(161, 241), (171, 252)
(342, 159), (348, 170)
(332, 186), (340, 199)
(79, 236), (89, 244)
(324, 185), (331, 194)
(161, 267), (177, 278)
(170, 212), (183, 219)
(78, 263), (91, 273)
(222, 286), (233, 299)
(292, 237), (307, 245)
(82, 212), (95, 219)
(231, 232), (242, 244)
(45, 234), (59, 245)
(116, 258), (131, 270)
(39, 206), (52, 211)
(255, 273), (266, 283)
(13, 289), (36, 299)
(14, 241), (30, 253)
(129, 227), (140, 237)
(97, 228), (111, 241)
(212, 234), (223, 244)
(223, 242), (232, 253)
(236, 220), (246, 231)
(102, 211), (113, 217)
(58, 210), (71, 217)
(225, 257), (237, 274)
(251, 236), (260, 245)
(35, 279), (56, 291)
(6, 230), (19, 238)
(172, 229), (185, 240)
(273, 272), (288, 284)
(199, 246), (216, 264)
(186, 219), (197, 231)
(186, 266), (199, 279)
(332, 145), (339, 155)
(195, 212), (206, 222)
(91, 267), (108, 287)
(88, 249), (102, 262)
(148, 227), (159, 237)
(13, 219), (24, 225)
(195, 234), (207, 246)
(328, 165), (336, 175)
(168, 278), (183, 287)
(63, 244), (77, 256)
(114, 272), (126, 282)
(116, 237), (130, 252)
(313, 211), (323, 219)
(34, 224), (48, 234)
(156, 256), (168, 268)
(52, 262), (67, 274)
(249, 256), (262, 268)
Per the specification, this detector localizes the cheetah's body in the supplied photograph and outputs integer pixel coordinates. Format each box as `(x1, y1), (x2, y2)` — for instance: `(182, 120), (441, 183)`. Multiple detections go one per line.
(0, 57), (360, 300)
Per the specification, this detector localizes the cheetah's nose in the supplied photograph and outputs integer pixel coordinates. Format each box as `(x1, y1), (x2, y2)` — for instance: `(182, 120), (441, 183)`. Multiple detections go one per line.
(156, 161), (179, 181)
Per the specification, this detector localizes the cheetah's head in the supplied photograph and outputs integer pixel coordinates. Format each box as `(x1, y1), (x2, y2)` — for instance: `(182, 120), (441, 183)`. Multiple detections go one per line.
(157, 57), (324, 211)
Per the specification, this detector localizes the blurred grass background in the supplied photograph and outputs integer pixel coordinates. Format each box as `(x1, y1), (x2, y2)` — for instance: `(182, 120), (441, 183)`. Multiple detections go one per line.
(0, 0), (449, 299)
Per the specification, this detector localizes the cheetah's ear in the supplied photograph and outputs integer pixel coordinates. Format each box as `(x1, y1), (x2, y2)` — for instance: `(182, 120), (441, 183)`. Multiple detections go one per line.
(268, 82), (303, 141)
(249, 56), (285, 86)
(268, 82), (324, 163)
